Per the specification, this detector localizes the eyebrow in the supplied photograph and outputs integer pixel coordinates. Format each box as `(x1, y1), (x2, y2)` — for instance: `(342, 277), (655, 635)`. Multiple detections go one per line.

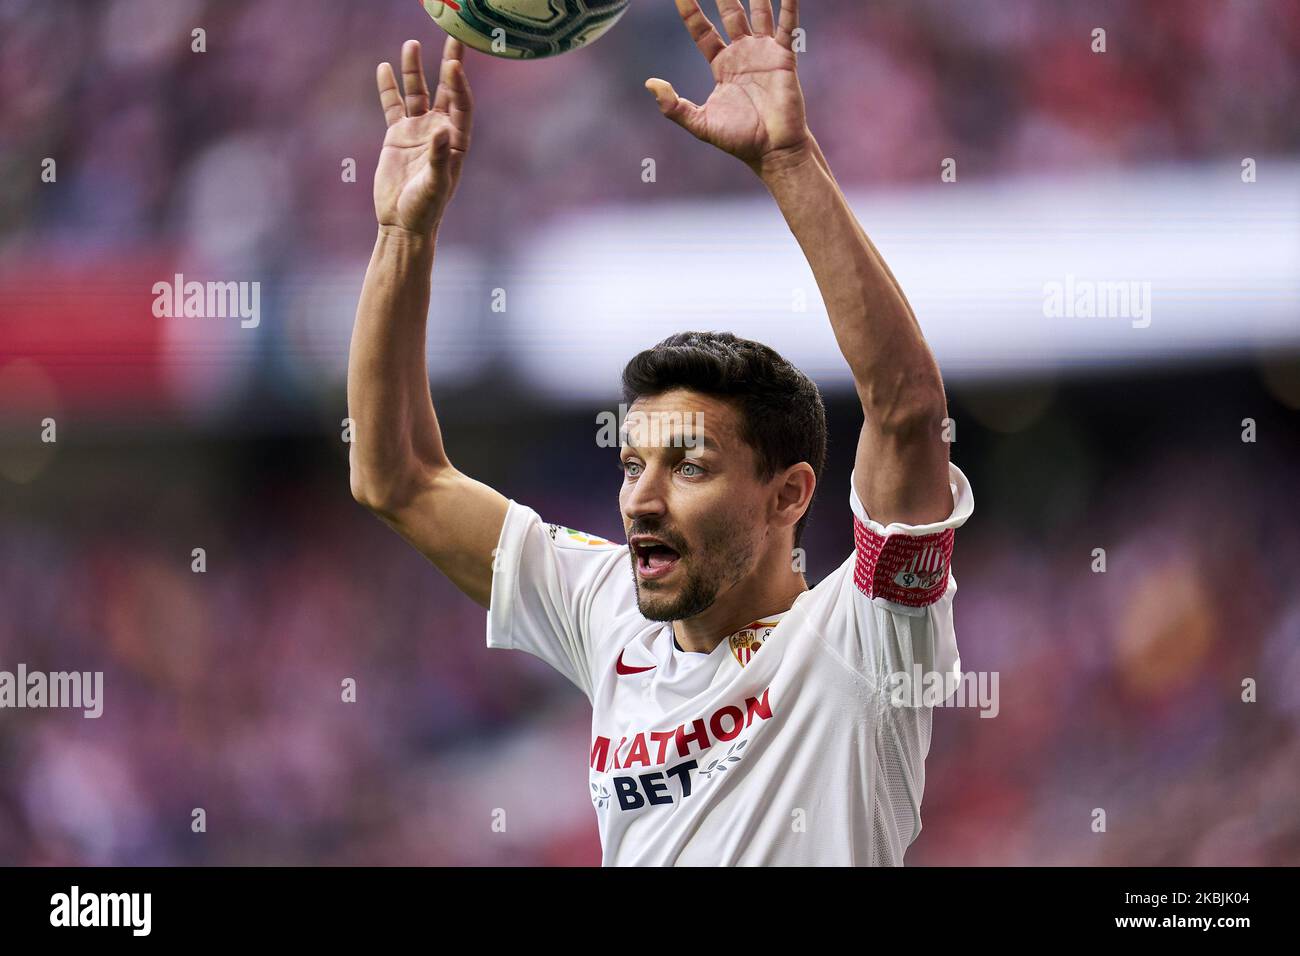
(619, 432), (719, 453)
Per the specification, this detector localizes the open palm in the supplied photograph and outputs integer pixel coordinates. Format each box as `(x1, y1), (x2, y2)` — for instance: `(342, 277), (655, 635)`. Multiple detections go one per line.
(374, 37), (474, 236)
(649, 0), (809, 173)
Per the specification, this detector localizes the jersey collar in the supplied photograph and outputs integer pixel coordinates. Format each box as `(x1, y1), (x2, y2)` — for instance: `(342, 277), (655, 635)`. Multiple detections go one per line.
(672, 610), (790, 668)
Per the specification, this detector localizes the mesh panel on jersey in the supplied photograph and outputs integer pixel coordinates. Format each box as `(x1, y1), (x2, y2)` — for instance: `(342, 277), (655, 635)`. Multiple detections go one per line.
(873, 695), (934, 864)
(872, 789), (895, 865)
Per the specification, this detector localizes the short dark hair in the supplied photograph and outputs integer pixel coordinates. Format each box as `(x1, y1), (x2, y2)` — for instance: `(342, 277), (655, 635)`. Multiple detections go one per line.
(621, 331), (828, 546)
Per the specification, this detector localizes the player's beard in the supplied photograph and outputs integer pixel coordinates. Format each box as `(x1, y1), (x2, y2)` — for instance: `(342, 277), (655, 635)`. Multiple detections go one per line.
(630, 510), (756, 623)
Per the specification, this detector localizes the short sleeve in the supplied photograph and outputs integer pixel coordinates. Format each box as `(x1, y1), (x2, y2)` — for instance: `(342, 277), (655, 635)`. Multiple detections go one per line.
(850, 463), (974, 614)
(849, 462), (975, 683)
(486, 500), (629, 700)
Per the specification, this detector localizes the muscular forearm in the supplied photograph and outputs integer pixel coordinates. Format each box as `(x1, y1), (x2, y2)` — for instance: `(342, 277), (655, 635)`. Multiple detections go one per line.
(760, 147), (945, 430)
(347, 226), (449, 509)
(804, 136), (919, 330)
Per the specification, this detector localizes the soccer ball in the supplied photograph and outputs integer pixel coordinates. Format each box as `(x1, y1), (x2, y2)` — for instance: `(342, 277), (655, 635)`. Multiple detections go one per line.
(422, 0), (631, 60)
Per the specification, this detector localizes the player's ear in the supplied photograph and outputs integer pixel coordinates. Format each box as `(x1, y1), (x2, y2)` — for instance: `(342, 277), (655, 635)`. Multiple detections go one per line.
(772, 462), (815, 528)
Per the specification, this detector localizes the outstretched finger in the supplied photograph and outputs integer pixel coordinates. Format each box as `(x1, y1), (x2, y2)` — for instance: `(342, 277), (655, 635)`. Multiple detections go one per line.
(714, 0), (753, 41)
(674, 0), (727, 63)
(401, 40), (431, 116)
(646, 78), (706, 139)
(749, 0), (775, 37)
(443, 58), (474, 151)
(433, 35), (464, 113)
(376, 62), (406, 127)
(775, 0), (799, 49)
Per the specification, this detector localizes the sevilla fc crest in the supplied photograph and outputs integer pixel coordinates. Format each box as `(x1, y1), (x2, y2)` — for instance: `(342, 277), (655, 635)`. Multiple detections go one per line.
(729, 620), (779, 668)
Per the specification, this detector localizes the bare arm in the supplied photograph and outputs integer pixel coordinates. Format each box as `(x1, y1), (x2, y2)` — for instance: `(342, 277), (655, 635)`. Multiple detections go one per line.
(349, 37), (507, 608)
(760, 142), (951, 526)
(651, 0), (951, 526)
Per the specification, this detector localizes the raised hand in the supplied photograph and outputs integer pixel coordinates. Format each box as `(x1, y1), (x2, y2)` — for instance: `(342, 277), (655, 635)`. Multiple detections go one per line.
(647, 0), (810, 176)
(373, 37), (474, 237)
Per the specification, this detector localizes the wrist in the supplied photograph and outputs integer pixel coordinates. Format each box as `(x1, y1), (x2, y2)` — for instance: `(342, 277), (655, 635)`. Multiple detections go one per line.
(377, 223), (438, 247)
(752, 138), (818, 183)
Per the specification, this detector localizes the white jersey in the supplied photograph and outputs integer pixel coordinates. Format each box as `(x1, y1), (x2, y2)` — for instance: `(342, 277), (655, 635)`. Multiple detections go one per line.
(486, 464), (974, 866)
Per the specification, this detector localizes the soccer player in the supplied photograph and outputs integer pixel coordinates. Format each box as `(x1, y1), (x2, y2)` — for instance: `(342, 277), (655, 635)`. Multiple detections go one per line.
(349, 0), (974, 865)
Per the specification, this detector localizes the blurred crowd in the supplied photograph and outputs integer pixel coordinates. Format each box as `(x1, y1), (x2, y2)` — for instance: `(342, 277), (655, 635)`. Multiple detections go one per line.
(2, 0), (1298, 867)
(1, 382), (1298, 866)
(2, 0), (1298, 261)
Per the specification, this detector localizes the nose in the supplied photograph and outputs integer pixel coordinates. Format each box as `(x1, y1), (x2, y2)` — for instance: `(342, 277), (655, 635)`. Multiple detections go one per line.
(622, 460), (669, 525)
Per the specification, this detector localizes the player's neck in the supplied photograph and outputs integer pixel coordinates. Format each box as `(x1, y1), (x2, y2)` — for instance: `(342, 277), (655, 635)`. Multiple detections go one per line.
(672, 568), (808, 655)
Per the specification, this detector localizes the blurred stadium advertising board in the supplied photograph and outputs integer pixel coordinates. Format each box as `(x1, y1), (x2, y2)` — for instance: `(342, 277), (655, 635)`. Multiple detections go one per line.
(500, 159), (1300, 401)
(2, 160), (1296, 420)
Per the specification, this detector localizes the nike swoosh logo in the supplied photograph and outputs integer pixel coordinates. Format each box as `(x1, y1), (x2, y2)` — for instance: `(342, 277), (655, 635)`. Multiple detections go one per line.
(616, 649), (656, 676)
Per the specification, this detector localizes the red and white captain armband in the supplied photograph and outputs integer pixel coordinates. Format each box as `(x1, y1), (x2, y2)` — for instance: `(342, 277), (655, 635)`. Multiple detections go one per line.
(852, 516), (954, 611)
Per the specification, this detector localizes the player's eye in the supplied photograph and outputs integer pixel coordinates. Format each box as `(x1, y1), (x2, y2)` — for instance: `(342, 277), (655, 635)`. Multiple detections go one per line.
(677, 461), (703, 478)
(621, 459), (643, 478)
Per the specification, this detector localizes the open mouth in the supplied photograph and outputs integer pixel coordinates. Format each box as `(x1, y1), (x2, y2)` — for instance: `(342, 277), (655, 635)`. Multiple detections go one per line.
(631, 537), (682, 581)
